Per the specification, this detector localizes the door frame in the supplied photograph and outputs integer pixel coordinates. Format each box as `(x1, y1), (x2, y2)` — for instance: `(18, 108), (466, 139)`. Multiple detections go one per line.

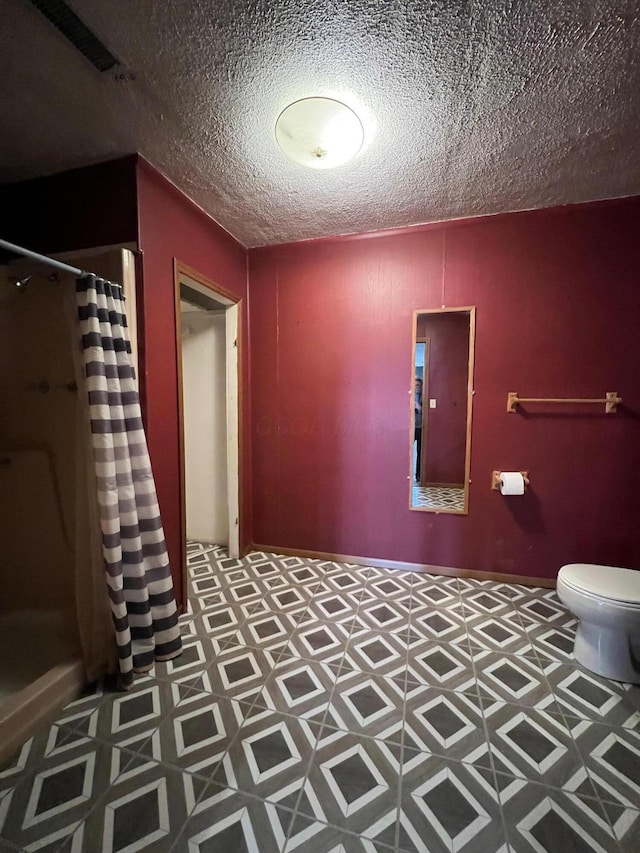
(173, 260), (242, 606)
(416, 337), (430, 487)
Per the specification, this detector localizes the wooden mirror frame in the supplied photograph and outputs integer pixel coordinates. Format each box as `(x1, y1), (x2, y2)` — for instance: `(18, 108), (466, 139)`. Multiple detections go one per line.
(409, 306), (476, 515)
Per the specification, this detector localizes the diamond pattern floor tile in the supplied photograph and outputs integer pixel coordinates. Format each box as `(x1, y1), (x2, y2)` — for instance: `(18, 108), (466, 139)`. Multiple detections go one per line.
(54, 676), (178, 749)
(343, 630), (408, 678)
(319, 564), (370, 595)
(571, 721), (640, 806)
(324, 670), (406, 743)
(405, 641), (475, 691)
(303, 732), (400, 838)
(301, 592), (361, 625)
(76, 760), (195, 853)
(3, 542), (640, 853)
(411, 579), (460, 610)
(210, 708), (320, 802)
(404, 684), (489, 764)
(500, 777), (621, 853)
(356, 597), (412, 633)
(465, 612), (537, 657)
(255, 656), (339, 717)
(561, 766), (640, 852)
(145, 690), (249, 777)
(547, 663), (640, 729)
(283, 623), (351, 666)
(0, 734), (141, 852)
(459, 586), (520, 619)
(407, 606), (469, 646)
(412, 484), (465, 511)
(171, 787), (291, 852)
(486, 702), (586, 789)
(473, 652), (556, 709)
(205, 644), (282, 700)
(220, 609), (299, 656)
(400, 753), (505, 853)
(286, 816), (397, 852)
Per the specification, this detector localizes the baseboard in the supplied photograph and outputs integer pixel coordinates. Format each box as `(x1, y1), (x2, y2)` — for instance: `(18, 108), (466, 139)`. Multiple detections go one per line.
(251, 543), (556, 589)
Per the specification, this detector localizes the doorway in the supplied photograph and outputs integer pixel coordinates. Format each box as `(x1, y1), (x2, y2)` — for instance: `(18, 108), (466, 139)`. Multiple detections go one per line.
(174, 262), (241, 604)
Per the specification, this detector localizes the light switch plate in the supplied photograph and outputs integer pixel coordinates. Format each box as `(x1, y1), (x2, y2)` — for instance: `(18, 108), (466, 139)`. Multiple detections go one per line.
(429, 399), (436, 409)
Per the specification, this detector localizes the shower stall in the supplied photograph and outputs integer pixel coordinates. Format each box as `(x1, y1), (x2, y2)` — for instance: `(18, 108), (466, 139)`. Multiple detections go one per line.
(0, 246), (138, 762)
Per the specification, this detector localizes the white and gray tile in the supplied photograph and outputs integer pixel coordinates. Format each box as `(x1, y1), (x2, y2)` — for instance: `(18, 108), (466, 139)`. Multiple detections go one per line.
(412, 485), (465, 511)
(1, 543), (638, 853)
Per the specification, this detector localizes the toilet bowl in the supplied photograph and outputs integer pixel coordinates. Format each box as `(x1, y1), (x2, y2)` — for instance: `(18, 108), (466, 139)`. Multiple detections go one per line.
(557, 564), (640, 683)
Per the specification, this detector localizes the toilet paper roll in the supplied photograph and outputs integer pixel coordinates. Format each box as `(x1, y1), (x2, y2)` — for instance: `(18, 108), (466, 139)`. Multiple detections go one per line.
(500, 472), (526, 495)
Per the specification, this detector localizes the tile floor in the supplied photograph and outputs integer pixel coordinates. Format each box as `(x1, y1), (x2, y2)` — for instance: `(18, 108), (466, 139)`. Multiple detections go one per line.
(411, 486), (465, 511)
(1, 543), (639, 852)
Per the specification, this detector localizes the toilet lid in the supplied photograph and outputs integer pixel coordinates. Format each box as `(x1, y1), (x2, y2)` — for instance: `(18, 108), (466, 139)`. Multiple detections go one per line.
(559, 563), (640, 604)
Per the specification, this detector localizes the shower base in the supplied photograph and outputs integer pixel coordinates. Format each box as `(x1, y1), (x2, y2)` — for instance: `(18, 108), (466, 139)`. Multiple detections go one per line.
(0, 610), (84, 765)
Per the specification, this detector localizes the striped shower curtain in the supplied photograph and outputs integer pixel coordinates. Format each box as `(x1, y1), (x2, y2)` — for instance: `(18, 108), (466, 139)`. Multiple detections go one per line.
(76, 274), (181, 688)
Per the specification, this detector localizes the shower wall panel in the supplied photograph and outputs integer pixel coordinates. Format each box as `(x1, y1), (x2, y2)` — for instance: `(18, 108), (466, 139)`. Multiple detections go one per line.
(0, 274), (76, 613)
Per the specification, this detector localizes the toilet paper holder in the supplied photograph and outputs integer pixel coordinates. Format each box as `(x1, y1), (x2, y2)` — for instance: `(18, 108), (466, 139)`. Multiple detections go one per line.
(491, 471), (530, 490)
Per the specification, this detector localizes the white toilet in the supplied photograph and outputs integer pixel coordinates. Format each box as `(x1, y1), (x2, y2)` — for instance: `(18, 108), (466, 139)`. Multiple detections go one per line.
(557, 563), (640, 684)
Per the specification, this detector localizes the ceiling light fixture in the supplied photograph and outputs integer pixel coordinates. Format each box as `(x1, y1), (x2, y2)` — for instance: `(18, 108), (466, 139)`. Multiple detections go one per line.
(275, 97), (364, 170)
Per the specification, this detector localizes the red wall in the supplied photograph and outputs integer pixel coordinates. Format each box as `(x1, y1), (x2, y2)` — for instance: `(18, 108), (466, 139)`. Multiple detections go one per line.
(249, 198), (640, 580)
(136, 160), (250, 605)
(0, 156), (249, 607)
(5, 158), (640, 585)
(418, 312), (469, 484)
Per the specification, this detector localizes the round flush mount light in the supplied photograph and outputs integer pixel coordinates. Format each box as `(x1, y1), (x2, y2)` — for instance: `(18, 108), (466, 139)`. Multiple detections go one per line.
(275, 97), (364, 169)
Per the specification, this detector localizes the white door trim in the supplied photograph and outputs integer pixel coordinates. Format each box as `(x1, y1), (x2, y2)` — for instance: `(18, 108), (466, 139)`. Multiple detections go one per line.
(174, 261), (242, 607)
(225, 303), (240, 558)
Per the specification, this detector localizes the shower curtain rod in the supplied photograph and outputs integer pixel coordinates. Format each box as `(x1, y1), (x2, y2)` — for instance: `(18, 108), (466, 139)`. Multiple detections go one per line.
(0, 237), (88, 277)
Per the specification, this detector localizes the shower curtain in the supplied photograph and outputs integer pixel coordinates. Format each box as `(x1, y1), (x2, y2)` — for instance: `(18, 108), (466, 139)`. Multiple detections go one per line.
(76, 274), (181, 688)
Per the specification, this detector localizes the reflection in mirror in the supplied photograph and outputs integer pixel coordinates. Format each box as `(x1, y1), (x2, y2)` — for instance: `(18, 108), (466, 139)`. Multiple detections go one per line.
(410, 307), (475, 514)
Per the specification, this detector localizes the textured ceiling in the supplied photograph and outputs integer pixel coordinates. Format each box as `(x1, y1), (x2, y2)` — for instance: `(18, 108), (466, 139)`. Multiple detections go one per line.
(0, 0), (639, 247)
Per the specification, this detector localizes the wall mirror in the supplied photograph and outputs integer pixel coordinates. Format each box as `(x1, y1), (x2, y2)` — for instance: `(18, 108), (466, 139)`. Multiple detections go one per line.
(410, 307), (476, 514)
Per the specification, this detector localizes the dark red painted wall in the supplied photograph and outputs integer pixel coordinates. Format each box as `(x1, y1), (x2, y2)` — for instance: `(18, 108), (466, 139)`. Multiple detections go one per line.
(0, 157), (138, 257)
(418, 312), (469, 484)
(249, 199), (640, 579)
(136, 160), (250, 604)
(0, 156), (248, 606)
